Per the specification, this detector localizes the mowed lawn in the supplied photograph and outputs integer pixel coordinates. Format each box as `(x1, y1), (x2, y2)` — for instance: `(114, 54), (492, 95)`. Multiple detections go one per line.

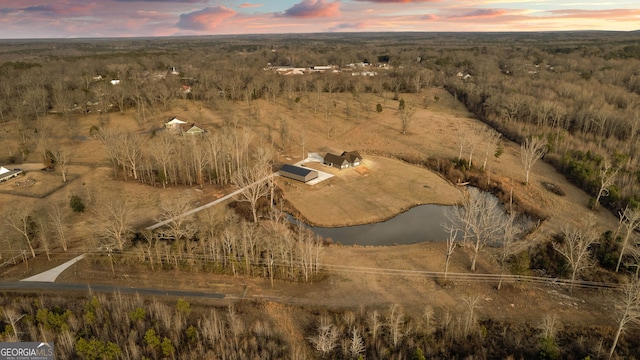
(278, 155), (464, 227)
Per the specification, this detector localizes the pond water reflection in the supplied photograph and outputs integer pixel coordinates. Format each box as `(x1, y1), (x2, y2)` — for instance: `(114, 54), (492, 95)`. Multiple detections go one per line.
(301, 205), (453, 246)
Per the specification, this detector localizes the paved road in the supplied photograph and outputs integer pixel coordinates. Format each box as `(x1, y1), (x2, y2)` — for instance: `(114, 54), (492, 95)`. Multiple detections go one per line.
(0, 281), (225, 299)
(20, 254), (86, 282)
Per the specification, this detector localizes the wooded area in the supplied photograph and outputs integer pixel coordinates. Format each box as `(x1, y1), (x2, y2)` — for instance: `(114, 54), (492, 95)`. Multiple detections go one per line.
(1, 291), (638, 359)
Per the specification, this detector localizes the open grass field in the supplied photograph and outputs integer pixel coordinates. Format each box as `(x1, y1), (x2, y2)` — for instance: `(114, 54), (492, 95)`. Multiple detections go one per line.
(280, 155), (463, 227)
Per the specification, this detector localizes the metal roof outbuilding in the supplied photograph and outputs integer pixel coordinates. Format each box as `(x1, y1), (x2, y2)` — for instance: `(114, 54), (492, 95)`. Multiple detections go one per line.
(279, 164), (319, 183)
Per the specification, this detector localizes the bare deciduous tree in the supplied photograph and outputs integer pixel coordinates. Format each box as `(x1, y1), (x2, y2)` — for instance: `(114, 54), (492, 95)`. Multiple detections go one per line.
(497, 212), (523, 290)
(308, 315), (339, 357)
(35, 217), (51, 260)
(422, 305), (434, 335)
(608, 279), (640, 359)
(626, 246), (640, 278)
(615, 206), (640, 272)
(94, 196), (134, 250)
(538, 314), (560, 342)
(398, 98), (414, 135)
(593, 157), (619, 209)
(157, 194), (197, 242)
(117, 132), (144, 181)
(109, 80), (130, 115)
(520, 135), (546, 185)
(456, 124), (469, 161)
(554, 219), (598, 291)
(295, 224), (322, 283)
(465, 125), (482, 168)
(47, 201), (69, 251)
(387, 304), (404, 348)
(480, 128), (501, 171)
(149, 132), (175, 188)
(462, 294), (481, 336)
(368, 309), (381, 342)
(348, 328), (365, 358)
(5, 205), (37, 258)
(233, 159), (271, 223)
(2, 306), (22, 341)
(52, 147), (72, 183)
(456, 187), (506, 271)
(185, 136), (209, 187)
(442, 212), (458, 282)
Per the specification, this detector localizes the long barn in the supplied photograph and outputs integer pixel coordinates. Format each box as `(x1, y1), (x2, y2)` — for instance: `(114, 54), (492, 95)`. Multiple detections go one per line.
(279, 164), (318, 183)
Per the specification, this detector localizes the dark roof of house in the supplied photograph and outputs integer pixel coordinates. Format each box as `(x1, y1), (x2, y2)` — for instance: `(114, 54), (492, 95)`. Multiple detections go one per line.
(184, 124), (204, 133)
(279, 164), (317, 177)
(324, 153), (349, 164)
(341, 151), (362, 163)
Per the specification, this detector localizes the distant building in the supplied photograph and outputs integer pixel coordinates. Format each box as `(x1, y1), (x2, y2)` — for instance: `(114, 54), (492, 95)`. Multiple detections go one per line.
(341, 151), (362, 167)
(165, 117), (204, 135)
(275, 67), (306, 75)
(310, 65), (333, 71)
(165, 117), (187, 131)
(183, 124), (204, 136)
(324, 151), (362, 169)
(279, 164), (318, 183)
(323, 153), (350, 169)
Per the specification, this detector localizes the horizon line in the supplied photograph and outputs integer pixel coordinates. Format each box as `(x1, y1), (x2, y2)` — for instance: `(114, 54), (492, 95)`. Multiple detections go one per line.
(1, 29), (639, 41)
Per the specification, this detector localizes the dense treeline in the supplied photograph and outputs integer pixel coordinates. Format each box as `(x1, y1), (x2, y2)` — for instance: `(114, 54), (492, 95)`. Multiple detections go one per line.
(94, 126), (261, 187)
(1, 292), (634, 359)
(441, 43), (640, 211)
(125, 210), (324, 285)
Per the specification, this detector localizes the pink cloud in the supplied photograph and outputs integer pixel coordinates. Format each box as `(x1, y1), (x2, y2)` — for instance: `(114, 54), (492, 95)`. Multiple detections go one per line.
(420, 14), (439, 21)
(353, 0), (440, 3)
(545, 8), (640, 21)
(176, 6), (237, 31)
(2, 3), (95, 16)
(114, 0), (208, 2)
(448, 9), (506, 20)
(1, 0), (640, 38)
(239, 3), (263, 8)
(280, 0), (340, 18)
(328, 22), (368, 31)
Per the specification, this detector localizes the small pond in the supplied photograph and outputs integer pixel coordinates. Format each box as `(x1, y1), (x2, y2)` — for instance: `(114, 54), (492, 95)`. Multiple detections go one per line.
(292, 188), (535, 246)
(299, 205), (453, 246)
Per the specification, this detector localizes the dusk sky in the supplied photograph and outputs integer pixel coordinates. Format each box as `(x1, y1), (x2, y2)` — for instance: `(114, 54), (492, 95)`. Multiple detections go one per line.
(1, 0), (639, 39)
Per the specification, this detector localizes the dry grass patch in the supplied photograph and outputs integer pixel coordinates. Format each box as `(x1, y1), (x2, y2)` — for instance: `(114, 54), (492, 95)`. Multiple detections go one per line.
(279, 155), (463, 227)
(0, 165), (90, 198)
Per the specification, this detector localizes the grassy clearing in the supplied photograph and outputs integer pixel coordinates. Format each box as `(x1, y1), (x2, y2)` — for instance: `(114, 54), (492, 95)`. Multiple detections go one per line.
(279, 155), (463, 227)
